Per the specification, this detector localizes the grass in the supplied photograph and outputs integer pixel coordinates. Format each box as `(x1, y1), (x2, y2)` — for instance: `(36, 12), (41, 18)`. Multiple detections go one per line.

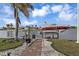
(51, 39), (79, 56)
(0, 38), (23, 51)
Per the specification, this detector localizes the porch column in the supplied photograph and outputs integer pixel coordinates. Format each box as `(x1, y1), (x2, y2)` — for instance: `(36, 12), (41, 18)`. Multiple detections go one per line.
(77, 3), (79, 43)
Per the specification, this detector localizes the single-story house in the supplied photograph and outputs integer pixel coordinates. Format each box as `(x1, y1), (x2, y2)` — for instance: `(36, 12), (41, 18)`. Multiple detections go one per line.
(40, 25), (77, 40)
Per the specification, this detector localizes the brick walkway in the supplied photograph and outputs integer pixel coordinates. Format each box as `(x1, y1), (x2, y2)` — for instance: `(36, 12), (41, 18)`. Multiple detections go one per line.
(20, 39), (42, 56)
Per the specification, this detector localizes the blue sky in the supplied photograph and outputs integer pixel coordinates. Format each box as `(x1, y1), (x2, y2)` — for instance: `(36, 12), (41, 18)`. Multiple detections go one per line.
(0, 3), (77, 28)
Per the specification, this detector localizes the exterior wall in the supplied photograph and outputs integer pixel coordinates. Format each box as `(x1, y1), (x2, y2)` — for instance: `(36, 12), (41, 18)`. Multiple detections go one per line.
(0, 30), (15, 38)
(36, 31), (43, 39)
(18, 30), (26, 39)
(0, 30), (26, 39)
(0, 30), (8, 38)
(42, 30), (59, 39)
(43, 32), (59, 39)
(0, 29), (38, 39)
(0, 28), (77, 40)
(59, 29), (77, 40)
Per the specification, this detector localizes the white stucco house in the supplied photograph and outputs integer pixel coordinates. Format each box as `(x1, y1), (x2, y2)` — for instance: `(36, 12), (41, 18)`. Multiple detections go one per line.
(40, 25), (77, 40)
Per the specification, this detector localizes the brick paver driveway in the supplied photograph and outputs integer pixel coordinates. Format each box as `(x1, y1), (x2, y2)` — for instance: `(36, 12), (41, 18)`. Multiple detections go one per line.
(19, 39), (64, 56)
(20, 39), (42, 56)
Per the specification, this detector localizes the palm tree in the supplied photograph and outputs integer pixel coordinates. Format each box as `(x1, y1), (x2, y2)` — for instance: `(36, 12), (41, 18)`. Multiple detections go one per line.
(10, 23), (13, 29)
(11, 3), (34, 40)
(6, 24), (10, 28)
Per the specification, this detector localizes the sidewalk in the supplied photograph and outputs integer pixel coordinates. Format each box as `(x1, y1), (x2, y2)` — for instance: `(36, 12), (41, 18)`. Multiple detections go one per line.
(19, 39), (64, 56)
(20, 39), (42, 56)
(41, 39), (65, 56)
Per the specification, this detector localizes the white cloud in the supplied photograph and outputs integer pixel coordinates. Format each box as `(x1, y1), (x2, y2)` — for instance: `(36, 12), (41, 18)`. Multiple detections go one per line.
(0, 18), (38, 27)
(63, 4), (71, 11)
(58, 11), (74, 21)
(0, 5), (13, 16)
(51, 5), (63, 13)
(23, 20), (38, 26)
(32, 5), (50, 17)
(2, 18), (15, 26)
(54, 4), (77, 21)
(0, 5), (15, 27)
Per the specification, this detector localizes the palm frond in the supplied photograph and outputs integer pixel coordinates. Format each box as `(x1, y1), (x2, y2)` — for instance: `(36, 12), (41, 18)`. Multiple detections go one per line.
(17, 15), (21, 24)
(15, 3), (33, 17)
(27, 3), (34, 10)
(11, 3), (34, 18)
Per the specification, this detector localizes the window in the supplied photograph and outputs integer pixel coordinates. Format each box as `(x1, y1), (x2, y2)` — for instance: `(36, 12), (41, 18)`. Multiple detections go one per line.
(53, 33), (59, 39)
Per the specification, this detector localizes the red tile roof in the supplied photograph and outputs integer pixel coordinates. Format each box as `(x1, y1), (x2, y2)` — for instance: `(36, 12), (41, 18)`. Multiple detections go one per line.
(41, 26), (70, 30)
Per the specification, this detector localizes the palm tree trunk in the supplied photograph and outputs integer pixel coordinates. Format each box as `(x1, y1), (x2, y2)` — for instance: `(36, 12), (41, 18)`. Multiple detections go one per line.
(14, 4), (19, 40)
(15, 14), (19, 40)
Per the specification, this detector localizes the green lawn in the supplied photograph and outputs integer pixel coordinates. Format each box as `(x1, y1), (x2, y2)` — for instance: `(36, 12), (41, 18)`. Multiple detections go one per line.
(51, 39), (79, 56)
(0, 38), (23, 51)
